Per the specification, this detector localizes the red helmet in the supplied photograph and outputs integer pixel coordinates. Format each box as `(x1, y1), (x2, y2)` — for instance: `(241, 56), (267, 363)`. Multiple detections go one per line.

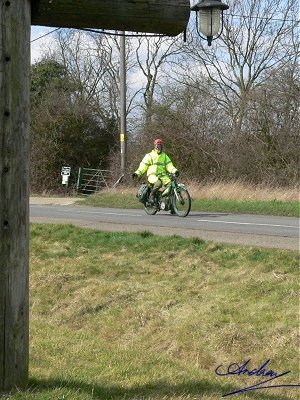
(153, 138), (163, 145)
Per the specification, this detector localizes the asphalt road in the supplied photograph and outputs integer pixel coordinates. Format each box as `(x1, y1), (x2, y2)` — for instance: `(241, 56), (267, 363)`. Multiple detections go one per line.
(29, 201), (299, 250)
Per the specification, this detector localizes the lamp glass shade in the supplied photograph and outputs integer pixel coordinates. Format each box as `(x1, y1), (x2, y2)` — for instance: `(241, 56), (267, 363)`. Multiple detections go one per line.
(199, 9), (221, 37)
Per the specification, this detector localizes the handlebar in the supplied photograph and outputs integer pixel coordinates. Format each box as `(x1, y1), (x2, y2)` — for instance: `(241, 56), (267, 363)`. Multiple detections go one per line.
(168, 172), (179, 180)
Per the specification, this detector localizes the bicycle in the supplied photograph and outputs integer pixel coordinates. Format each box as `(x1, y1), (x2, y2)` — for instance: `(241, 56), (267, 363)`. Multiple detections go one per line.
(136, 173), (191, 217)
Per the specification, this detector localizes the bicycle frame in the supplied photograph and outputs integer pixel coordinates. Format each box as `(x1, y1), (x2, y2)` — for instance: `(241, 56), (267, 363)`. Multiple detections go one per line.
(140, 173), (191, 217)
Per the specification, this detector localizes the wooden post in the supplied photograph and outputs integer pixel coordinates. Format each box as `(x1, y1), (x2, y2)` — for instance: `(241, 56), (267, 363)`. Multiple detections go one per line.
(120, 32), (126, 175)
(0, 0), (31, 391)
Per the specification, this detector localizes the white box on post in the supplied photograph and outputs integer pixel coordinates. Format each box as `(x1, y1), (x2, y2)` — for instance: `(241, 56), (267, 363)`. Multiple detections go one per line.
(61, 166), (71, 186)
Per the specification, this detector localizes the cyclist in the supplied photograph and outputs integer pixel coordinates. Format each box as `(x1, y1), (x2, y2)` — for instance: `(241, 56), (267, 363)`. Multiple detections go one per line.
(132, 138), (179, 204)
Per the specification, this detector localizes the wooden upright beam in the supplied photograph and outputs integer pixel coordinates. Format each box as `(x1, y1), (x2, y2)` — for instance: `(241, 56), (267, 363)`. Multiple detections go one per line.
(31, 0), (190, 36)
(0, 0), (30, 391)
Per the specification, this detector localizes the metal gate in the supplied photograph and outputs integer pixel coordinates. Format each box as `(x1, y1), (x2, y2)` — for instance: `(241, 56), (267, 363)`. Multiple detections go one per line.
(77, 168), (111, 195)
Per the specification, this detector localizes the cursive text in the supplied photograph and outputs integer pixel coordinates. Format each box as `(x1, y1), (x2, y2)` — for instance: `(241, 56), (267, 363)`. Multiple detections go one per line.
(215, 359), (300, 397)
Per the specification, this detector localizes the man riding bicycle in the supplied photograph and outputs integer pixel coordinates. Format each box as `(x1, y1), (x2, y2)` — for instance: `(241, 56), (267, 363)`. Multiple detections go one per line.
(132, 138), (179, 204)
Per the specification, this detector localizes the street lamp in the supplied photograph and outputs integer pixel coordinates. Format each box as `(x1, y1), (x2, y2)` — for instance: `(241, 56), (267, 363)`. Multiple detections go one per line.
(191, 0), (229, 46)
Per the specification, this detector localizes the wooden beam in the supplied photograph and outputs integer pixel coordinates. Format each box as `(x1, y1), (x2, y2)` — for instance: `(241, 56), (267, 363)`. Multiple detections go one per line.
(0, 0), (30, 391)
(31, 0), (190, 36)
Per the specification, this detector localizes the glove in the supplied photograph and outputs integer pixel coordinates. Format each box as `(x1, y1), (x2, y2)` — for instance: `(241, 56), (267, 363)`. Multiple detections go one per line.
(132, 172), (138, 179)
(174, 170), (179, 177)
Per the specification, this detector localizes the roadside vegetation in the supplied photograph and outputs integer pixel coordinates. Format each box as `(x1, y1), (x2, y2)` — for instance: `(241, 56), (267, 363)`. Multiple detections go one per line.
(4, 224), (298, 400)
(78, 181), (299, 217)
(30, 0), (299, 194)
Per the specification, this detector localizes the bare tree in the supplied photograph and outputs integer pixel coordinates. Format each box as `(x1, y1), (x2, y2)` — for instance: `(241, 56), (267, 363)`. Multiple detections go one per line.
(48, 29), (121, 125)
(134, 35), (184, 128)
(177, 0), (299, 135)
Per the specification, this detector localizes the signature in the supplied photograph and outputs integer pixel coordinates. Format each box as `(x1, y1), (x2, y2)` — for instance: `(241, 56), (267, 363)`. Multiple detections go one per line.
(215, 359), (300, 397)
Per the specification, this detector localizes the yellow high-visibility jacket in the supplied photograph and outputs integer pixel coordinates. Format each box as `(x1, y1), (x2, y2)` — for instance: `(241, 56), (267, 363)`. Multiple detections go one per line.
(134, 150), (177, 185)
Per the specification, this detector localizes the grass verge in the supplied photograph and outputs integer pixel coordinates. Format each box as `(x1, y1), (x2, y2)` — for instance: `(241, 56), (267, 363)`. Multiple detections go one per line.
(79, 191), (299, 217)
(3, 224), (299, 400)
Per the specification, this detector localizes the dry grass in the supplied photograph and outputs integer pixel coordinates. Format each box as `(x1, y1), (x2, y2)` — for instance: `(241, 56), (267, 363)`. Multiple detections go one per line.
(108, 180), (299, 202)
(188, 180), (299, 202)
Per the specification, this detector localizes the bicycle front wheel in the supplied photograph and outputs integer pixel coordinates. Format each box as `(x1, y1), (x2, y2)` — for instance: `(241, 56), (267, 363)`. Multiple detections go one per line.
(172, 187), (191, 217)
(144, 204), (158, 215)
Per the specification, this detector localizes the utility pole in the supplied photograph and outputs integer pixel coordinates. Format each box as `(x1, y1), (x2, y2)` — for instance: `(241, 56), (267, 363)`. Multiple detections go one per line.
(120, 31), (126, 175)
(0, 0), (30, 391)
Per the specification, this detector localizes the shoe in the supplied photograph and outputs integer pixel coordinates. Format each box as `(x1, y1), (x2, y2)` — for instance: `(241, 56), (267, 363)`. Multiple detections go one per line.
(170, 208), (176, 215)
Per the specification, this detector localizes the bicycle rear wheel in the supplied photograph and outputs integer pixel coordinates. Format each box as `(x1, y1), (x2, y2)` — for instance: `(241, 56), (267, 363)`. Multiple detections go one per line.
(172, 187), (191, 217)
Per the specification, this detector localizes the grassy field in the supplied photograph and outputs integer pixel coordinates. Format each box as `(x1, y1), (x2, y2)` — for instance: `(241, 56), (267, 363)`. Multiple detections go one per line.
(78, 181), (299, 217)
(2, 224), (299, 400)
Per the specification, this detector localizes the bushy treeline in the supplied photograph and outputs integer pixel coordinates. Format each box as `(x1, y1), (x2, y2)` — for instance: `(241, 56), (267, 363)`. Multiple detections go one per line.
(30, 59), (118, 193)
(126, 70), (299, 187)
(30, 2), (299, 192)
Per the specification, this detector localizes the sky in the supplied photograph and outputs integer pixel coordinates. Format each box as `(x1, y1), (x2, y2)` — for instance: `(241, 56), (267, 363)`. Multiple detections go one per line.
(31, 26), (55, 64)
